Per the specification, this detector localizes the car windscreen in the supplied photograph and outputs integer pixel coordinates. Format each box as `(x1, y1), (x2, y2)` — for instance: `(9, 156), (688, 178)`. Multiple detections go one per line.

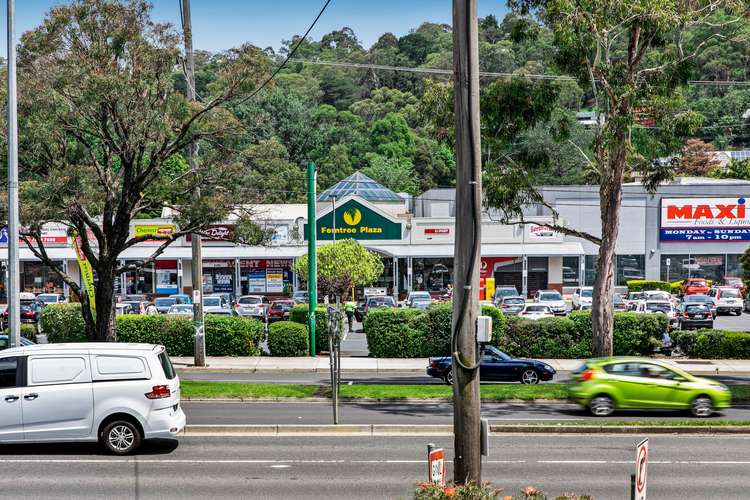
(204, 297), (221, 307)
(525, 305), (549, 312)
(721, 289), (740, 298)
(155, 298), (176, 307)
(689, 280), (707, 286)
(581, 290), (593, 297)
(628, 293), (644, 300)
(504, 297), (525, 305)
(646, 303), (671, 313)
(539, 293), (561, 301)
(238, 297), (261, 305)
(368, 297), (394, 306)
(685, 295), (709, 302)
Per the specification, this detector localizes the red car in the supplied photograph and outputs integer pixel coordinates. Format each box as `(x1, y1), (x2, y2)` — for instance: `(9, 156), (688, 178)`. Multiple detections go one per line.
(268, 300), (295, 322)
(681, 278), (710, 296)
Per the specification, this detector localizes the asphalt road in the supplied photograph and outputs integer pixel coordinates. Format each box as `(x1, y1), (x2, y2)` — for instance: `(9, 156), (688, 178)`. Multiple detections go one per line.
(3, 434), (750, 499)
(181, 400), (750, 425)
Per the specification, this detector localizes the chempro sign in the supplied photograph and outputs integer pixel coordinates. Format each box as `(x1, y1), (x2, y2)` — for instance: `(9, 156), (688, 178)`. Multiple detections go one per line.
(660, 198), (750, 242)
(303, 199), (402, 241)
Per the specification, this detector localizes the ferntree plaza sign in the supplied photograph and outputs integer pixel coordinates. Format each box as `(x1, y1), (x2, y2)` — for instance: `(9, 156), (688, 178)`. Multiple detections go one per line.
(304, 199), (403, 241)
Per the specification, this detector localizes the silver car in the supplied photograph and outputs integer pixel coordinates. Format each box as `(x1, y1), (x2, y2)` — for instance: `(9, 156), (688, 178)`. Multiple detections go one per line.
(235, 295), (269, 319)
(533, 290), (567, 316)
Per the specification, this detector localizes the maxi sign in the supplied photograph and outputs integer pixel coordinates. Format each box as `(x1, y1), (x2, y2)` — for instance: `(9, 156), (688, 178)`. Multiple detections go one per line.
(660, 197), (750, 242)
(304, 199), (402, 241)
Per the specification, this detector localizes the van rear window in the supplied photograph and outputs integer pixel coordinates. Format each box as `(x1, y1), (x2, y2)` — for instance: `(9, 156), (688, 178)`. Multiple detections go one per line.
(159, 351), (176, 380)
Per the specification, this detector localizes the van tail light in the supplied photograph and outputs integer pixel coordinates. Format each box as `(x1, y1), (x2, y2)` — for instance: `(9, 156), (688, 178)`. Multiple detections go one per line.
(578, 369), (595, 382)
(145, 385), (171, 400)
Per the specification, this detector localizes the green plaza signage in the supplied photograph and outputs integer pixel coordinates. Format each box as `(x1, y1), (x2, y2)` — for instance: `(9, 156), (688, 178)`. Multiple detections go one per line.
(304, 199), (403, 241)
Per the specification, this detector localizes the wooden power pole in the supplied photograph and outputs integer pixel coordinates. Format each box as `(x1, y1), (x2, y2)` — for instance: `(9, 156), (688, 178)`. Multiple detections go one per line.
(181, 0), (205, 367)
(451, 0), (482, 485)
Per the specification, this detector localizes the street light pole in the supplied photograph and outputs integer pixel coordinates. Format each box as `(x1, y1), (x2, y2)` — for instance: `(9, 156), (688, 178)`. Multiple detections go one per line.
(307, 162), (317, 355)
(6, 0), (20, 348)
(181, 0), (205, 366)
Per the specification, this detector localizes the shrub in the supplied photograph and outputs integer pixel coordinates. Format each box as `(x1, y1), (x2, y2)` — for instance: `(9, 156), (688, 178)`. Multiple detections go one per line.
(289, 304), (330, 354)
(626, 280), (671, 292)
(364, 308), (427, 358)
(481, 305), (505, 347)
(21, 324), (37, 343)
(503, 316), (590, 358)
(670, 280), (684, 294)
(673, 329), (750, 359)
(422, 303), (453, 356)
(116, 314), (263, 356)
(414, 483), (591, 500)
(267, 321), (309, 356)
(40, 303), (86, 342)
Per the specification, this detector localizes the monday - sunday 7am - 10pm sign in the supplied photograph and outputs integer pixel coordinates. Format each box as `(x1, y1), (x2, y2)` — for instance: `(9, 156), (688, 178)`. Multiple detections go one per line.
(660, 197), (750, 242)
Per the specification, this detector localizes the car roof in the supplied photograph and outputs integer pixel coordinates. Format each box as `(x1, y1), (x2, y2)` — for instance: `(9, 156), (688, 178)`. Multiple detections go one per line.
(0, 343), (161, 356)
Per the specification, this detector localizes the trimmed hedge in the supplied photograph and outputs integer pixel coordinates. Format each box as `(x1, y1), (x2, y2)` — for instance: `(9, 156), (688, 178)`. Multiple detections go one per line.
(626, 280), (672, 292)
(674, 329), (750, 359)
(289, 304), (330, 354)
(267, 321), (309, 356)
(21, 324), (37, 343)
(40, 304), (263, 356)
(567, 310), (666, 356)
(40, 303), (86, 342)
(363, 303), (507, 358)
(503, 315), (590, 358)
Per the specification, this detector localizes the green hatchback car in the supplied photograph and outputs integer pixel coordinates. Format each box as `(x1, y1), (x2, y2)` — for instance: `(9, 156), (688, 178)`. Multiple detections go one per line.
(569, 357), (731, 417)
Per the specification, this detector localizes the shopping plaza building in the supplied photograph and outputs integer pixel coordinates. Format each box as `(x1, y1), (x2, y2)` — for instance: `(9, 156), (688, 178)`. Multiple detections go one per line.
(3, 172), (750, 300)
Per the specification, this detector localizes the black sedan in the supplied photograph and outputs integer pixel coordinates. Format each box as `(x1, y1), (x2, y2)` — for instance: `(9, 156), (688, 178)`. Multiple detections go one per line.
(678, 303), (714, 330)
(427, 345), (556, 385)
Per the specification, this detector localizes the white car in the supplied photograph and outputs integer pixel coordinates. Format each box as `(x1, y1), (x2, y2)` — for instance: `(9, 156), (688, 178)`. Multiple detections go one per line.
(234, 295), (269, 319)
(635, 300), (679, 328)
(572, 287), (593, 310)
(709, 287), (743, 315)
(533, 290), (567, 316)
(519, 304), (554, 320)
(36, 293), (67, 305)
(203, 295), (229, 313)
(0, 343), (185, 454)
(166, 304), (193, 315)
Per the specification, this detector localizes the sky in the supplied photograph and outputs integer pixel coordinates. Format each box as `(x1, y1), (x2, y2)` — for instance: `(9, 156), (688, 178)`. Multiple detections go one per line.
(0, 1), (508, 54)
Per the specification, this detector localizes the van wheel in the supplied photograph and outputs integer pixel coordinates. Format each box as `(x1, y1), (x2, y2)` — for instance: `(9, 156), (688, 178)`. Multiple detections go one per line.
(101, 420), (142, 455)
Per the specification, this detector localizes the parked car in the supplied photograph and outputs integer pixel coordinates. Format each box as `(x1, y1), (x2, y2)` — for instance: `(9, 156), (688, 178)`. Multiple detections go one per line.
(2, 294), (43, 329)
(169, 293), (192, 305)
(234, 295), (269, 319)
(708, 287), (743, 316)
(115, 303), (136, 315)
(205, 308), (238, 317)
(203, 295), (229, 313)
(427, 345), (556, 385)
(643, 290), (672, 302)
(363, 296), (397, 317)
(533, 290), (567, 316)
(572, 287), (593, 310)
(634, 300), (679, 329)
(493, 286), (520, 305)
(36, 293), (67, 305)
(718, 276), (745, 297)
(0, 343), (185, 454)
(122, 300), (147, 315)
(613, 293), (628, 311)
(405, 291), (432, 310)
(154, 297), (178, 314)
(681, 278), (710, 296)
(497, 295), (526, 316)
(268, 300), (295, 322)
(625, 292), (646, 309)
(292, 291), (308, 304)
(166, 304), (193, 315)
(569, 357), (730, 417)
(677, 303), (714, 330)
(518, 304), (554, 320)
(682, 294), (717, 317)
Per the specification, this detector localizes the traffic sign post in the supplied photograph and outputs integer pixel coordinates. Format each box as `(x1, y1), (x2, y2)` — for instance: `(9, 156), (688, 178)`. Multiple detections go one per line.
(633, 438), (649, 500)
(427, 444), (445, 486)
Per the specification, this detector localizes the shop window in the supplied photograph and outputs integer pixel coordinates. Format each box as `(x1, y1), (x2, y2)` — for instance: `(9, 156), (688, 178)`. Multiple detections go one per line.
(155, 261), (178, 294)
(125, 263), (154, 295)
(584, 255), (598, 286)
(689, 255), (725, 283)
(661, 254), (728, 284)
(726, 254), (741, 279)
(412, 258), (453, 292)
(21, 261), (64, 294)
(616, 255), (645, 286)
(562, 256), (580, 286)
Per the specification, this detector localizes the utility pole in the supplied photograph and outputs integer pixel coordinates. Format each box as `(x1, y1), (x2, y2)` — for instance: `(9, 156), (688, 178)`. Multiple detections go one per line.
(451, 0), (482, 484)
(181, 0), (205, 366)
(6, 0), (19, 348)
(307, 161), (317, 355)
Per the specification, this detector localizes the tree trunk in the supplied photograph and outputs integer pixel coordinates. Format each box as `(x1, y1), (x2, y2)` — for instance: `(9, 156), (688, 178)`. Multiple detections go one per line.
(591, 133), (628, 357)
(92, 262), (117, 342)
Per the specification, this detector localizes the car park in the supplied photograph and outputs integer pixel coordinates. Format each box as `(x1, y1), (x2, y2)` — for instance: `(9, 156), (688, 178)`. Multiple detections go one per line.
(166, 304), (193, 315)
(569, 357), (731, 417)
(234, 295), (269, 319)
(493, 286), (520, 305)
(708, 287), (743, 315)
(680, 278), (710, 296)
(427, 345), (556, 385)
(497, 295), (525, 316)
(533, 290), (567, 316)
(572, 287), (593, 310)
(2, 293), (44, 329)
(677, 303), (714, 330)
(682, 294), (717, 317)
(154, 297), (177, 314)
(268, 300), (295, 322)
(518, 304), (554, 320)
(0, 343), (185, 454)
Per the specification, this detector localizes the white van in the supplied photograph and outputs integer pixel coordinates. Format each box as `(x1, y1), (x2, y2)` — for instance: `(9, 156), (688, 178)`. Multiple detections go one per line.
(0, 343), (185, 454)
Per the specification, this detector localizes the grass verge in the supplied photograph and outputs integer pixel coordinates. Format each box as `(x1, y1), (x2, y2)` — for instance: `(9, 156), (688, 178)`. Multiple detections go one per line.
(181, 381), (318, 399)
(517, 420), (750, 427)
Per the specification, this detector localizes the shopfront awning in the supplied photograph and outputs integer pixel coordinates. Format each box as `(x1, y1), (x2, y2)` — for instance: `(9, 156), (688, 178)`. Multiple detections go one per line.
(367, 241), (585, 258)
(118, 245), (307, 260)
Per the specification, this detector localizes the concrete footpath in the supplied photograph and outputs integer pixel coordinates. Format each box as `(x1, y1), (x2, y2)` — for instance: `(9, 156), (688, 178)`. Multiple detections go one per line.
(171, 356), (750, 375)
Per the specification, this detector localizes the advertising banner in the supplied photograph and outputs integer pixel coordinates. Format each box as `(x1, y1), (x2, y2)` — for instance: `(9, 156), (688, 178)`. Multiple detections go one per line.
(266, 269), (284, 293)
(660, 197), (750, 242)
(134, 224), (176, 242)
(72, 231), (96, 319)
(248, 270), (266, 293)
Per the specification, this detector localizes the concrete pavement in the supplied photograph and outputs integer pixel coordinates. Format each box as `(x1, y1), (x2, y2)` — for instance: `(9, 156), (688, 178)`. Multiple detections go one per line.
(4, 435), (750, 499)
